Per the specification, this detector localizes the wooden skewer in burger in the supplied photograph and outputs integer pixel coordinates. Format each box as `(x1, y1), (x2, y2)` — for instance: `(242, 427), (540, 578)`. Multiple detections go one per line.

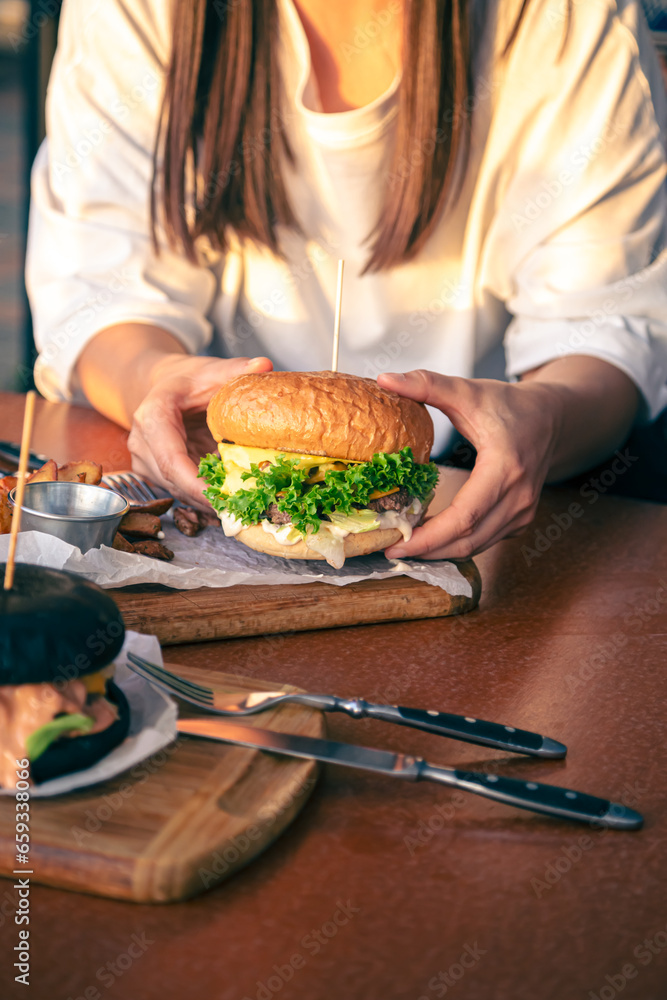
(0, 394), (129, 789)
(199, 262), (439, 569)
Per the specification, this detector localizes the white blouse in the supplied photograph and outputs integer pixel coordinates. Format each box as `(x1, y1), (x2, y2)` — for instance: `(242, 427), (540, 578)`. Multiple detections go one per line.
(26, 0), (667, 455)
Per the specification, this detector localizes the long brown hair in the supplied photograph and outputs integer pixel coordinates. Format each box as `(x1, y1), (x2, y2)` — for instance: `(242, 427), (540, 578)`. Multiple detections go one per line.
(152, 0), (536, 273)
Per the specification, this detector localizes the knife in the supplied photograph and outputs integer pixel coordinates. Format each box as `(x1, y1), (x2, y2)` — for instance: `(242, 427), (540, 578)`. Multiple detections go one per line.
(0, 441), (47, 471)
(176, 718), (643, 830)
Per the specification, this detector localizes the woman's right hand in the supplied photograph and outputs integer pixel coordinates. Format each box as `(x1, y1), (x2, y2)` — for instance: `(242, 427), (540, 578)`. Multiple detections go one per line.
(128, 354), (273, 507)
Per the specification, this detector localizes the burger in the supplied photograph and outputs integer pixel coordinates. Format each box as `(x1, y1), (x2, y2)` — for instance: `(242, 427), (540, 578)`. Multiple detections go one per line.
(199, 371), (438, 569)
(0, 564), (130, 788)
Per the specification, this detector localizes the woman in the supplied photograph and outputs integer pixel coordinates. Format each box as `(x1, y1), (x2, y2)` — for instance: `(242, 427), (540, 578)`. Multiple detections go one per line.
(26, 0), (667, 560)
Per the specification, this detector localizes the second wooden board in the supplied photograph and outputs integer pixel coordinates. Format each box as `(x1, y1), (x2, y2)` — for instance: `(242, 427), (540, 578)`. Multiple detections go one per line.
(0, 667), (325, 903)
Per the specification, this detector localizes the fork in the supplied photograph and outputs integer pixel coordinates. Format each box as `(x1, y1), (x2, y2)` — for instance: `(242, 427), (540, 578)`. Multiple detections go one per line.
(127, 652), (567, 758)
(102, 470), (170, 505)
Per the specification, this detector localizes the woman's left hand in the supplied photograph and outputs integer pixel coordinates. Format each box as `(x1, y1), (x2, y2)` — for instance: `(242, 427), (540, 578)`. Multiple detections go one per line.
(376, 370), (564, 560)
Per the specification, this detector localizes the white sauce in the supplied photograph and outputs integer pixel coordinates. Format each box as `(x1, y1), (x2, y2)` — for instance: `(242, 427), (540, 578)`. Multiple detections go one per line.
(218, 512), (244, 537)
(221, 497), (425, 568)
(323, 523), (350, 540)
(261, 519), (301, 545)
(303, 523), (347, 569)
(376, 500), (422, 542)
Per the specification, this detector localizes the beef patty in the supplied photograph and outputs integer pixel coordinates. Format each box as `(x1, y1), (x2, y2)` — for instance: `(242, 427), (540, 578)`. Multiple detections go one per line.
(263, 486), (415, 525)
(365, 486), (414, 513)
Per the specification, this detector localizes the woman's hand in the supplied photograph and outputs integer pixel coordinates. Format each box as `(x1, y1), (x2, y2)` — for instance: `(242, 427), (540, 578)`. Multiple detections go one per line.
(376, 370), (565, 560)
(128, 354), (273, 507)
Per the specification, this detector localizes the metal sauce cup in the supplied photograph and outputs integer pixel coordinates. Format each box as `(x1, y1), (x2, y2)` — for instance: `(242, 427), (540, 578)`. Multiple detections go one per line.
(9, 481), (130, 553)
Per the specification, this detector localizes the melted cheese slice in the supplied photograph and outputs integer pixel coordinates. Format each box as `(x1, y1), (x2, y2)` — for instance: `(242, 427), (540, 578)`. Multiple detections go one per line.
(82, 668), (112, 696)
(217, 443), (359, 495)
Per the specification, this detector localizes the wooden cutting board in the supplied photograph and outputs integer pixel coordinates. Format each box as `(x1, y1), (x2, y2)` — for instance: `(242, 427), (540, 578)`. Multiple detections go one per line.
(0, 667), (325, 903)
(109, 562), (481, 646)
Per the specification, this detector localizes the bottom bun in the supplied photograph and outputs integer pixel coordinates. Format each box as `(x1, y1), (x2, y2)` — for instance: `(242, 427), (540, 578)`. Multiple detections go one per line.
(30, 680), (131, 785)
(236, 524), (404, 561)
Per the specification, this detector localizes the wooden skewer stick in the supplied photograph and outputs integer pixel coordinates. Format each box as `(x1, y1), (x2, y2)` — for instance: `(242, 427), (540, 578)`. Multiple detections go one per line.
(331, 259), (345, 373)
(3, 391), (37, 591)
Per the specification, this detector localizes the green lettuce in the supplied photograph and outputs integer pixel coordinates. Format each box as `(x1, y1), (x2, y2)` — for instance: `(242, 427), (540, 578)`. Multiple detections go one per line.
(199, 447), (438, 536)
(25, 713), (94, 761)
(326, 509), (381, 533)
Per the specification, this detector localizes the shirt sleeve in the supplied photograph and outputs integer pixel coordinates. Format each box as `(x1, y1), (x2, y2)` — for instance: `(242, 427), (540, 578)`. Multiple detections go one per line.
(25, 0), (217, 403)
(482, 0), (667, 421)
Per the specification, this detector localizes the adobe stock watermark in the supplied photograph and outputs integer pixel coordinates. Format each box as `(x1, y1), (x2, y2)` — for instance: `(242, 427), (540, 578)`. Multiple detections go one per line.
(511, 118), (626, 232)
(404, 754), (510, 856)
(622, 578), (667, 633)
(563, 580), (667, 696)
(546, 0), (586, 29)
(65, 932), (155, 1000)
(51, 72), (159, 181)
(361, 274), (470, 380)
(339, 0), (401, 64)
(369, 585), (478, 709)
(404, 792), (466, 856)
(198, 770), (317, 888)
(385, 74), (499, 191)
(38, 267), (135, 368)
(221, 234), (341, 355)
(529, 779), (647, 899)
(196, 107), (298, 215)
(520, 448), (639, 566)
(587, 917), (667, 1000)
(361, 329), (414, 380)
(241, 899), (360, 1000)
(554, 262), (657, 357)
(417, 942), (487, 998)
(211, 0), (243, 17)
(6, 0), (59, 53)
(69, 741), (185, 847)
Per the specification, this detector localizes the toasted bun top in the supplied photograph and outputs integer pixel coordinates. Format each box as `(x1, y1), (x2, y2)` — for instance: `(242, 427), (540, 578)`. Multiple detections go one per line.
(0, 565), (125, 686)
(206, 371), (434, 464)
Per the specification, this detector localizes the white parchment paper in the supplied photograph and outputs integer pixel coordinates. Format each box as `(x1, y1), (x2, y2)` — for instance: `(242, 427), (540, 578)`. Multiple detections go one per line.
(1, 631), (178, 798)
(0, 516), (473, 597)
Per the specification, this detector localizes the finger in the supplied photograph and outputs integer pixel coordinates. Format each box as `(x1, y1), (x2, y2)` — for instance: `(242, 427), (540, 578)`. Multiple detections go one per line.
(209, 354), (274, 384)
(130, 395), (210, 507)
(132, 445), (210, 509)
(130, 433), (205, 506)
(384, 454), (515, 560)
(130, 450), (176, 498)
(463, 518), (531, 558)
(398, 499), (535, 561)
(377, 368), (467, 409)
(378, 370), (484, 444)
(179, 355), (274, 410)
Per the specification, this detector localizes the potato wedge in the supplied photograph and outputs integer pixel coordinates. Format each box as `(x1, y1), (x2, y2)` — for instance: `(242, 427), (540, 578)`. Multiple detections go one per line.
(26, 459), (58, 483)
(129, 497), (174, 516)
(0, 476), (18, 494)
(119, 511), (162, 539)
(112, 532), (136, 553)
(57, 460), (103, 485)
(0, 491), (11, 534)
(132, 540), (174, 561)
(173, 506), (201, 537)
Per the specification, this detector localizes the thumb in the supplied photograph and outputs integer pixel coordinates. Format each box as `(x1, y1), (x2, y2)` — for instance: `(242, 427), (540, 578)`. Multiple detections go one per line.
(215, 355), (274, 382)
(377, 369), (465, 415)
(180, 356), (274, 407)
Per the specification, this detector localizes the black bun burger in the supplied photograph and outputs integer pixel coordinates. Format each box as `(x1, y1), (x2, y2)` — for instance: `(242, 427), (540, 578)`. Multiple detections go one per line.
(0, 564), (130, 787)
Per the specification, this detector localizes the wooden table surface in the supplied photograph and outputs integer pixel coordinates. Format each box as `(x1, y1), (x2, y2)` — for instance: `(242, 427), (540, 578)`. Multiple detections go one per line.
(1, 390), (666, 1000)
